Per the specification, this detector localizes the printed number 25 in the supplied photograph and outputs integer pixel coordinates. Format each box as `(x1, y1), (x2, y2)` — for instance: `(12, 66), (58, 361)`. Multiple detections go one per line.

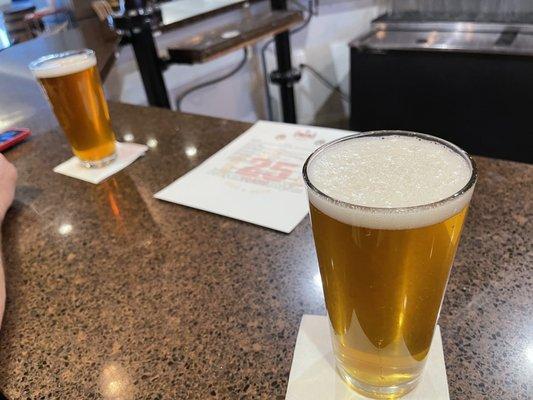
(237, 158), (297, 182)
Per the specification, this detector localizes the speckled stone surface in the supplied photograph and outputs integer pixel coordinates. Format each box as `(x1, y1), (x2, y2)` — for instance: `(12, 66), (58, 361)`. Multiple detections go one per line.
(1, 102), (532, 399)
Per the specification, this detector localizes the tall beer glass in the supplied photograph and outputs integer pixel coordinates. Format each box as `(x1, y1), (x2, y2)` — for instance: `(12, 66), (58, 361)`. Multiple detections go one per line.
(303, 131), (476, 398)
(29, 49), (116, 167)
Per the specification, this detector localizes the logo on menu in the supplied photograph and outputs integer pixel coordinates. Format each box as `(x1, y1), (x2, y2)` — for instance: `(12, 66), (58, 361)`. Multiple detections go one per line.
(293, 129), (316, 140)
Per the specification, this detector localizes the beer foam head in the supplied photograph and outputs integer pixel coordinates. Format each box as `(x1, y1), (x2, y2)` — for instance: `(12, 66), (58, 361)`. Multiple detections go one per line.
(29, 50), (96, 78)
(305, 133), (476, 230)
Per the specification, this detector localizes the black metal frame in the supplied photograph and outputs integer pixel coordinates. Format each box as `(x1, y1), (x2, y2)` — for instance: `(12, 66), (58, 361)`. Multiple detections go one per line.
(109, 0), (170, 108)
(270, 0), (298, 122)
(128, 19), (170, 108)
(109, 0), (298, 122)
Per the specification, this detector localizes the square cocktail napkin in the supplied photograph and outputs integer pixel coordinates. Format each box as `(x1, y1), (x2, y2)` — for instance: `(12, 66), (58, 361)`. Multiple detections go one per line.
(286, 315), (449, 400)
(53, 142), (148, 184)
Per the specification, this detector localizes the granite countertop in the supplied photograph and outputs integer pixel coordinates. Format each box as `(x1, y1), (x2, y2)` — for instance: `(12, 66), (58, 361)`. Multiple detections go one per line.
(0, 102), (532, 399)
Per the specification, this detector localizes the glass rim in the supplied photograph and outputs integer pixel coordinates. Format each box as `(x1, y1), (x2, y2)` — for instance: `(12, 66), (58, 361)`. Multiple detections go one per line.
(302, 130), (478, 213)
(28, 48), (95, 71)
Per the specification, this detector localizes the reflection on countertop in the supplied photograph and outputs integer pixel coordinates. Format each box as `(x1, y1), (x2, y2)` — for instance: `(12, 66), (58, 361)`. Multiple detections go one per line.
(99, 361), (135, 400)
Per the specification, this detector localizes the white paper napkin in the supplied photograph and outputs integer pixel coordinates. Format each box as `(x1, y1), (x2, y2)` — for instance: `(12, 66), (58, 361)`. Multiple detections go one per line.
(53, 142), (148, 184)
(286, 315), (449, 400)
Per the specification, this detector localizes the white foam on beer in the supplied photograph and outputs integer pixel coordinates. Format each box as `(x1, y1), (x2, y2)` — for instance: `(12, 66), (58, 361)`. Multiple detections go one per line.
(30, 53), (96, 78)
(307, 135), (474, 230)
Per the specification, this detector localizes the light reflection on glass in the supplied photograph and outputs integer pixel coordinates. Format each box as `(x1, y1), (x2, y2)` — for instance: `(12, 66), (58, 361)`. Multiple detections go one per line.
(313, 273), (324, 299)
(123, 133), (134, 142)
(58, 223), (73, 235)
(185, 145), (197, 157)
(313, 273), (322, 288)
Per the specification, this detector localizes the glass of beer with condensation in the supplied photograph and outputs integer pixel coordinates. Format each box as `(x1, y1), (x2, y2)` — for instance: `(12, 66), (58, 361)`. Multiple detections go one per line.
(303, 131), (476, 399)
(29, 49), (117, 167)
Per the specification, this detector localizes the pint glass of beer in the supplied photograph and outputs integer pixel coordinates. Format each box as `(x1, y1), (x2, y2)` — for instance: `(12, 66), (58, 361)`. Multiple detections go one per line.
(303, 131), (476, 398)
(29, 49), (116, 167)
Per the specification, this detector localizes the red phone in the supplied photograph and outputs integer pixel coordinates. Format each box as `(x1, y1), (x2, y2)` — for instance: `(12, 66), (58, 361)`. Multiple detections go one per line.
(0, 128), (31, 152)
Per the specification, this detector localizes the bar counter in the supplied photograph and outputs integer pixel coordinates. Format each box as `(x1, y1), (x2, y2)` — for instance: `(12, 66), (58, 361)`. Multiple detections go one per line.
(0, 101), (531, 399)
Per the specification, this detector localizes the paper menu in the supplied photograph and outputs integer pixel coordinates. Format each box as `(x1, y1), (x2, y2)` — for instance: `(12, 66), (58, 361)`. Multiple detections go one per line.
(154, 120), (349, 233)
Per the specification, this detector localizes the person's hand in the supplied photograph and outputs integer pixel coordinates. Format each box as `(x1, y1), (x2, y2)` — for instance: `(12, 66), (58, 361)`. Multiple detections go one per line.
(0, 154), (17, 221)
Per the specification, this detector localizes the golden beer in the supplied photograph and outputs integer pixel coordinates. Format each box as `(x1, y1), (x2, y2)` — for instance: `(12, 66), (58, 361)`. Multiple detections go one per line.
(303, 132), (476, 398)
(29, 49), (116, 167)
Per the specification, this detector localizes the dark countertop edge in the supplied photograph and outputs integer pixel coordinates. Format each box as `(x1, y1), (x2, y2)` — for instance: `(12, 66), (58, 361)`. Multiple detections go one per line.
(110, 102), (533, 167)
(108, 100), (253, 127)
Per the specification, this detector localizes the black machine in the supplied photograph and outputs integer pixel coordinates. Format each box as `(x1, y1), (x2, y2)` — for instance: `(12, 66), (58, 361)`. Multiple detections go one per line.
(109, 0), (300, 123)
(350, 15), (533, 163)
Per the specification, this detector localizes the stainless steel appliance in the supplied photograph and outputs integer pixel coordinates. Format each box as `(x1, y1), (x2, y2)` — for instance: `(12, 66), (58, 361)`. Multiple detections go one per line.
(350, 14), (533, 163)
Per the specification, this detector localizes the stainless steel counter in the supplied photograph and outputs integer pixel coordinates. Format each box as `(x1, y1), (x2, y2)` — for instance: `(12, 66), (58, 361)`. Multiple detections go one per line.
(356, 20), (533, 56)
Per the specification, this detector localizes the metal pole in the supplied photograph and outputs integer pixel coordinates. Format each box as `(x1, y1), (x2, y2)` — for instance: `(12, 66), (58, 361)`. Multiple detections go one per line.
(130, 20), (170, 108)
(271, 0), (297, 123)
(110, 0), (170, 109)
